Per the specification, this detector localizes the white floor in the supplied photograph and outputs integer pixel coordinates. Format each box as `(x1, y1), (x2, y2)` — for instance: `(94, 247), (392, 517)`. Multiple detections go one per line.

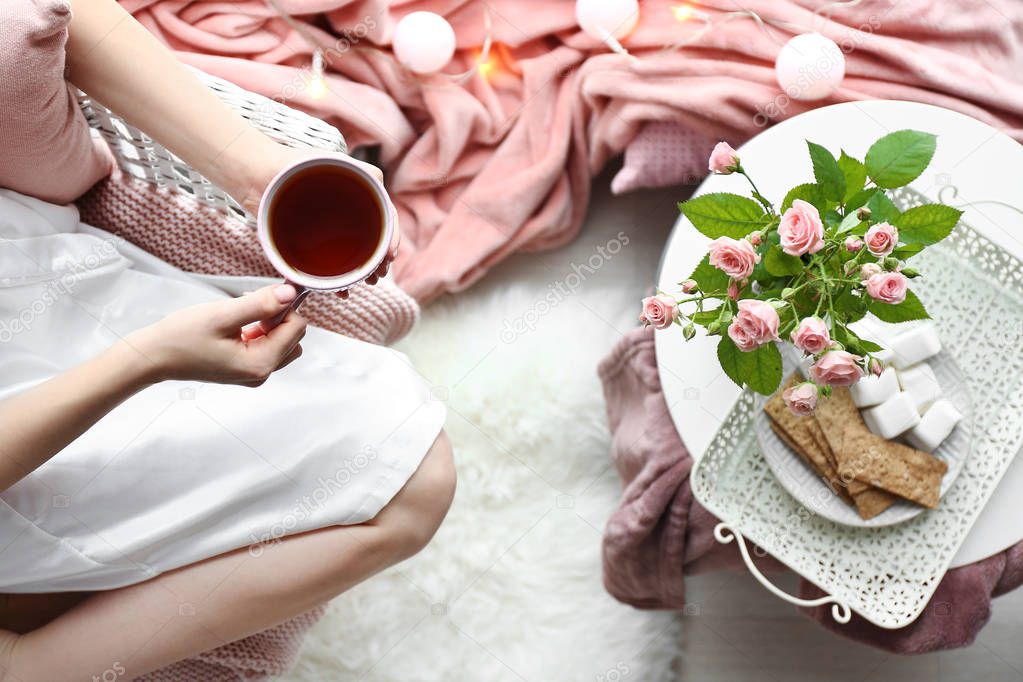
(281, 169), (1023, 681)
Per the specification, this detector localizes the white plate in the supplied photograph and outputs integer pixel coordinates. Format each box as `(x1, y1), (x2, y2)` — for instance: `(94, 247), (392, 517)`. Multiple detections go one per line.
(753, 348), (973, 527)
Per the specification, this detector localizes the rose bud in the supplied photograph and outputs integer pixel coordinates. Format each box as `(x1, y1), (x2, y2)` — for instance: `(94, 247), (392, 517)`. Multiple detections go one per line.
(860, 262), (882, 280)
(868, 357), (884, 376)
(843, 261), (858, 277)
(901, 267), (920, 278)
(883, 256), (901, 270)
(844, 236), (863, 252)
(748, 231), (763, 246)
(781, 287), (796, 300)
(681, 279), (699, 294)
(708, 141), (740, 174)
(683, 323), (696, 340)
(856, 206), (872, 221)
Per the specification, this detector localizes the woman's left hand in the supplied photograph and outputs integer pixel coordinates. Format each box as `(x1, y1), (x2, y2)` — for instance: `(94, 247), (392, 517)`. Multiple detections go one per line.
(234, 142), (401, 294)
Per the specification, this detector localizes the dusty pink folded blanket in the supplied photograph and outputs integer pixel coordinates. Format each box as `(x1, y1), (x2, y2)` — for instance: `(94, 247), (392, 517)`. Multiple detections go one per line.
(117, 0), (1023, 303)
(599, 326), (1023, 653)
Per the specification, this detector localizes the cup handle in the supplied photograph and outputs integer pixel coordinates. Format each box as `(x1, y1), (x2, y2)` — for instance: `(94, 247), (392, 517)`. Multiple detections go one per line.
(241, 283), (309, 340)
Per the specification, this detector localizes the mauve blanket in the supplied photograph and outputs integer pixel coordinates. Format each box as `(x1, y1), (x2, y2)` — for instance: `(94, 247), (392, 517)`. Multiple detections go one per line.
(116, 0), (1023, 302)
(599, 326), (1023, 653)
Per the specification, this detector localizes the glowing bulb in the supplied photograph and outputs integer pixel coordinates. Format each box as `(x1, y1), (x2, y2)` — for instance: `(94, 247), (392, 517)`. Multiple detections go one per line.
(671, 4), (693, 21)
(305, 49), (327, 100)
(393, 11), (457, 74)
(775, 32), (846, 101)
(477, 55), (493, 80)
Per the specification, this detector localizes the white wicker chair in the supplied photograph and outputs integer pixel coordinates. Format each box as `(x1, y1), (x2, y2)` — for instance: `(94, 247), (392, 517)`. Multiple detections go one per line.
(76, 68), (348, 227)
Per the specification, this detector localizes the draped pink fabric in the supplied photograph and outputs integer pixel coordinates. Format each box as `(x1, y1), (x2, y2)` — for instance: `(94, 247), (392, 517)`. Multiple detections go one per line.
(115, 0), (1023, 302)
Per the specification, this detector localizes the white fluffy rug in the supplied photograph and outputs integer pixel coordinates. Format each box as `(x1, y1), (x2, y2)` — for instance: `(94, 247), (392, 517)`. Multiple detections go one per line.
(280, 177), (684, 681)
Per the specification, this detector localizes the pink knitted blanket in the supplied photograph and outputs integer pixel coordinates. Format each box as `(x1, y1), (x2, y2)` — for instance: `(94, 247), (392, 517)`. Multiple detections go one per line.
(118, 0), (1023, 302)
(599, 326), (1023, 653)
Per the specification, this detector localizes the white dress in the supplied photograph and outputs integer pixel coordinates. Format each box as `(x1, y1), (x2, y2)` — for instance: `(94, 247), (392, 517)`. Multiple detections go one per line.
(0, 189), (446, 593)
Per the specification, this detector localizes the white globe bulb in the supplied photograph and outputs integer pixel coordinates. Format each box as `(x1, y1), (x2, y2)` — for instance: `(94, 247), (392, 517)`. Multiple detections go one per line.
(575, 0), (640, 42)
(393, 11), (457, 75)
(775, 32), (846, 101)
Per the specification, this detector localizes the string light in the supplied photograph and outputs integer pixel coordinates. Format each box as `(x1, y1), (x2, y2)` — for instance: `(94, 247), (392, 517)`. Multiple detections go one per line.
(670, 4), (695, 22)
(305, 48), (327, 100)
(393, 11), (457, 75)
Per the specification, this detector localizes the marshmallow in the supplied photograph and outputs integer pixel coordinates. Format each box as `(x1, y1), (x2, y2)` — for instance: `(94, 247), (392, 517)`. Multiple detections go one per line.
(849, 367), (900, 408)
(897, 363), (942, 413)
(850, 317), (919, 347)
(861, 393), (921, 439)
(870, 347), (895, 368)
(889, 323), (942, 369)
(904, 399), (963, 452)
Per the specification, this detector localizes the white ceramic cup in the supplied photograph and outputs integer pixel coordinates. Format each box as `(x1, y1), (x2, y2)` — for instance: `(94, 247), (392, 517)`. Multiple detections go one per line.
(253, 156), (395, 334)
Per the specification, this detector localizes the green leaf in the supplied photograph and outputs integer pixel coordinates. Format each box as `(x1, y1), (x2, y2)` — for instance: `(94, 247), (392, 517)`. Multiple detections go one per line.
(763, 246), (804, 276)
(692, 308), (721, 326)
(868, 289), (930, 323)
(679, 193), (771, 240)
(892, 204), (963, 245)
(716, 337), (783, 396)
(717, 336), (748, 389)
(838, 151), (867, 204)
(747, 343), (784, 396)
(845, 187), (877, 212)
(865, 191), (900, 224)
(832, 287), (868, 323)
(892, 243), (926, 259)
(864, 130), (937, 189)
(781, 183), (826, 213)
(807, 141), (846, 202)
(687, 254), (730, 294)
(836, 211), (863, 235)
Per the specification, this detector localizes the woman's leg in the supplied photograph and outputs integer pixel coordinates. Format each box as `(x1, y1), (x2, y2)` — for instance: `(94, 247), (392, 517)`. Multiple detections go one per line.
(0, 431), (454, 682)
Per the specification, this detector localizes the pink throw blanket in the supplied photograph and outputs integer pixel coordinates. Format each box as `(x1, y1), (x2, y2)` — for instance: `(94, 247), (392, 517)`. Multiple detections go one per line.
(117, 0), (1023, 303)
(599, 326), (1023, 653)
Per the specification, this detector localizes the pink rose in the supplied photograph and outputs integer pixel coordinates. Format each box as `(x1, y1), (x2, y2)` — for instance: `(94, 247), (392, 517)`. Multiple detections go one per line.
(748, 231), (763, 246)
(844, 236), (863, 252)
(708, 141), (739, 174)
(783, 382), (818, 416)
(681, 279), (698, 294)
(727, 280), (741, 300)
(708, 237), (760, 279)
(864, 222), (898, 257)
(790, 317), (831, 355)
(860, 262), (882, 281)
(865, 271), (908, 304)
(868, 357), (884, 376)
(727, 299), (780, 351)
(639, 294), (680, 330)
(778, 200), (825, 256)
(810, 350), (865, 387)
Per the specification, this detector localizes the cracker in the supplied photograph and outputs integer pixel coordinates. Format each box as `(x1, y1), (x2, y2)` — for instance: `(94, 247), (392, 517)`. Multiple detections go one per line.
(766, 374), (854, 504)
(852, 486), (898, 520)
(837, 430), (948, 509)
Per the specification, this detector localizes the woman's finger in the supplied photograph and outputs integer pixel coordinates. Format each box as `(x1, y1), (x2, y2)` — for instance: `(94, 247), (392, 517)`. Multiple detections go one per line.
(276, 344), (304, 371)
(219, 285), (297, 332)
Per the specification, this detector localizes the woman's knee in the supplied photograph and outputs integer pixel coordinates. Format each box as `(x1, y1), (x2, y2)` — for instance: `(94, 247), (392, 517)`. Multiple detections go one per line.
(374, 430), (455, 560)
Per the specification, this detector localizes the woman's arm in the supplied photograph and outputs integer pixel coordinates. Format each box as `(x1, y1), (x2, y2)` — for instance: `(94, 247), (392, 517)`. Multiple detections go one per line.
(65, 0), (271, 208)
(0, 285), (306, 493)
(66, 0), (398, 276)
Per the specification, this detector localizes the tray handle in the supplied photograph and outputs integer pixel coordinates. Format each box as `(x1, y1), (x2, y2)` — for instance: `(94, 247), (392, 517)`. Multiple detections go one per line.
(714, 522), (852, 624)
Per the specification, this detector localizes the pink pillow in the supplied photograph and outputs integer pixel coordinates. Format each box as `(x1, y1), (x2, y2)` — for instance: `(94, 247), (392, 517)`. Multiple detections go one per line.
(610, 121), (718, 195)
(0, 0), (113, 204)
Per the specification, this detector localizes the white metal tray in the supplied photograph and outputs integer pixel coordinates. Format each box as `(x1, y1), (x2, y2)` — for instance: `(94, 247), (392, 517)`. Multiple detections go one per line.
(690, 187), (1023, 628)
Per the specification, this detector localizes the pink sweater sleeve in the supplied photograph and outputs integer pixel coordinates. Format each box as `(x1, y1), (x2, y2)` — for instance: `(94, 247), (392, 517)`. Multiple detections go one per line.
(0, 0), (113, 204)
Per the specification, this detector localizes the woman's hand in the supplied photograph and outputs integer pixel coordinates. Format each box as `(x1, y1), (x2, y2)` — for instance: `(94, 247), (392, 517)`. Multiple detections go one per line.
(235, 142), (401, 293)
(124, 284), (307, 386)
